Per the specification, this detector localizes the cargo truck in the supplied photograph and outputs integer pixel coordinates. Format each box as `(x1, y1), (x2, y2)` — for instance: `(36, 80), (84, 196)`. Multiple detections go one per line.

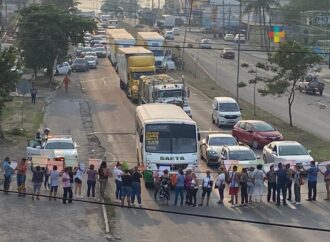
(107, 29), (136, 68)
(136, 32), (166, 73)
(138, 74), (192, 117)
(117, 47), (156, 102)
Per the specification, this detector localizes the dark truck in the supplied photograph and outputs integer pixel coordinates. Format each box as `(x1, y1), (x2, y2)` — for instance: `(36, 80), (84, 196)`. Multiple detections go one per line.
(298, 75), (325, 96)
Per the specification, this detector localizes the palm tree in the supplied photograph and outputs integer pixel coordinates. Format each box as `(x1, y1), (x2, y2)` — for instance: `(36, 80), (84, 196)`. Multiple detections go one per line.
(244, 0), (280, 48)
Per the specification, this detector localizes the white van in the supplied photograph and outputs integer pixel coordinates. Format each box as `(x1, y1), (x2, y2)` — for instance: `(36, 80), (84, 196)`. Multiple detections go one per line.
(211, 97), (241, 127)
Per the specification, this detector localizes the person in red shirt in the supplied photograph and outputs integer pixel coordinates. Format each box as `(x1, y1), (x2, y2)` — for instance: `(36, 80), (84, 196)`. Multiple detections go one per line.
(63, 75), (70, 93)
(16, 158), (28, 197)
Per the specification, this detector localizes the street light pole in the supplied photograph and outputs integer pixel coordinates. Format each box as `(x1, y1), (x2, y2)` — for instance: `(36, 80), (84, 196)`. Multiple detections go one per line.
(236, 0), (242, 101)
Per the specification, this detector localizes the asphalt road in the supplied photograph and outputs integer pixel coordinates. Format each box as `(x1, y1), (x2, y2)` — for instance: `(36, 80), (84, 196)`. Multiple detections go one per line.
(0, 73), (107, 241)
(78, 56), (330, 242)
(171, 31), (330, 143)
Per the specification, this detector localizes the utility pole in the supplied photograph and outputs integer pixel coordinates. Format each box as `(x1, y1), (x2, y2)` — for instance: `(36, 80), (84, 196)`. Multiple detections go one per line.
(222, 0), (225, 38)
(212, 4), (217, 38)
(181, 0), (193, 69)
(236, 0), (242, 102)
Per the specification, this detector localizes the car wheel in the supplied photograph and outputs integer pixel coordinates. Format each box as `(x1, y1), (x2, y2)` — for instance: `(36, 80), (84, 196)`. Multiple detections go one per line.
(319, 89), (323, 96)
(299, 87), (302, 92)
(252, 140), (259, 149)
(217, 119), (221, 128)
(67, 70), (71, 75)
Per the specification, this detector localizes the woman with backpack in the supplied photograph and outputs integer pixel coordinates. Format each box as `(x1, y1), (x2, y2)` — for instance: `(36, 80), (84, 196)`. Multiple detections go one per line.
(98, 161), (112, 199)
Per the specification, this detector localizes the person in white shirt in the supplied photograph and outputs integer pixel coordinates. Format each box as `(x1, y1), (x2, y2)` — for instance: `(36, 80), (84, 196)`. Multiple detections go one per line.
(198, 170), (213, 206)
(114, 162), (123, 200)
(49, 165), (59, 201)
(215, 166), (226, 204)
(253, 164), (265, 203)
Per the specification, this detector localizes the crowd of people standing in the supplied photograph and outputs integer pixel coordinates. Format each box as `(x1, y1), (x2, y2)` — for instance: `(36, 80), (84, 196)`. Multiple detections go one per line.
(2, 156), (330, 209)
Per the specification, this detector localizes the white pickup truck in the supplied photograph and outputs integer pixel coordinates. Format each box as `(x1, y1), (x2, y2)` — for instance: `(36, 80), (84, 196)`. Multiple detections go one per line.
(26, 135), (78, 160)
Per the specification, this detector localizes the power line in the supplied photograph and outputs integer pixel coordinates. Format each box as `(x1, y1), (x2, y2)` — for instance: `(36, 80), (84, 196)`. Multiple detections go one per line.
(1, 189), (329, 232)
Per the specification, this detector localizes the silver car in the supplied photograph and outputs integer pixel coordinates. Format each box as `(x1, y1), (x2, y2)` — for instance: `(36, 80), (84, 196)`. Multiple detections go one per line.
(262, 141), (314, 168)
(85, 55), (97, 69)
(200, 133), (238, 166)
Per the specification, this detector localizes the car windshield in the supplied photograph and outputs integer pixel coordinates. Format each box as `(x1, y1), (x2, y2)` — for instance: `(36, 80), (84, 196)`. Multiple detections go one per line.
(278, 145), (308, 156)
(95, 47), (105, 51)
(229, 150), (256, 161)
(145, 123), (197, 154)
(45, 142), (75, 150)
(158, 90), (182, 99)
(254, 122), (275, 131)
(219, 103), (239, 112)
(209, 137), (237, 146)
(74, 59), (85, 64)
(85, 56), (96, 61)
(131, 71), (155, 79)
(153, 50), (163, 56)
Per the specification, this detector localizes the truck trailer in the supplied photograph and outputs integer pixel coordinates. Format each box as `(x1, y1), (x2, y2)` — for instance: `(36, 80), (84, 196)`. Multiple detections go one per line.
(107, 29), (136, 68)
(117, 47), (156, 102)
(136, 32), (166, 73)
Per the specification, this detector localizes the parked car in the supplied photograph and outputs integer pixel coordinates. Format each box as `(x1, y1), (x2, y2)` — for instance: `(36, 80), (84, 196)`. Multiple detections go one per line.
(200, 133), (238, 166)
(71, 58), (89, 72)
(81, 47), (94, 57)
(84, 52), (98, 64)
(26, 135), (78, 160)
(224, 33), (235, 41)
(234, 34), (246, 43)
(94, 46), (107, 58)
(262, 141), (314, 168)
(211, 97), (241, 127)
(220, 48), (235, 59)
(172, 27), (181, 35)
(93, 43), (104, 48)
(85, 55), (97, 69)
(75, 46), (83, 57)
(199, 39), (212, 49)
(219, 145), (262, 171)
(164, 31), (174, 40)
(232, 120), (283, 149)
(298, 75), (325, 96)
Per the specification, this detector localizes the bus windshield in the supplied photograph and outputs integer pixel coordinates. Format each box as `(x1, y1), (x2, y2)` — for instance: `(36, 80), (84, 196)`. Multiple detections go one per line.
(145, 123), (197, 154)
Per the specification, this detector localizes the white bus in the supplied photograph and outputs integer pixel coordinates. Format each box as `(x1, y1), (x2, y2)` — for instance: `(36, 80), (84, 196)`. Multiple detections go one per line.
(136, 103), (199, 187)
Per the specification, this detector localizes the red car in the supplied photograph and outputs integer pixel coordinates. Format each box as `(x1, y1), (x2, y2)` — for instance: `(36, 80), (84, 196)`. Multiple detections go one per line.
(232, 120), (283, 149)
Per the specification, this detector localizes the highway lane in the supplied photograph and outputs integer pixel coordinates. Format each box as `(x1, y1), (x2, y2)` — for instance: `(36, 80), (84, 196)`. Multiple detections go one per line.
(77, 56), (329, 242)
(171, 32), (330, 143)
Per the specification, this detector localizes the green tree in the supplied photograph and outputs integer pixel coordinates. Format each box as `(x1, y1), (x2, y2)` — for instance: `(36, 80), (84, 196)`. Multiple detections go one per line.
(41, 0), (75, 9)
(0, 47), (20, 138)
(244, 0), (280, 48)
(287, 0), (330, 11)
(17, 4), (96, 78)
(257, 41), (322, 126)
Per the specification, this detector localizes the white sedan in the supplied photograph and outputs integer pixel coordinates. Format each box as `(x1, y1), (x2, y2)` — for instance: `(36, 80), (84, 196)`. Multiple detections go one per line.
(44, 62), (71, 75)
(262, 141), (314, 167)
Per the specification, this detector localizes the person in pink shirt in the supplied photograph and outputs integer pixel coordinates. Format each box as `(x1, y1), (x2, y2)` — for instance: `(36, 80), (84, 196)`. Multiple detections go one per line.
(62, 167), (73, 204)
